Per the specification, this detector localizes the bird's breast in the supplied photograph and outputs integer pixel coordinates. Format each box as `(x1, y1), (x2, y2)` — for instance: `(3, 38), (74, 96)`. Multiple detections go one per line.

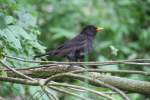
(85, 36), (94, 52)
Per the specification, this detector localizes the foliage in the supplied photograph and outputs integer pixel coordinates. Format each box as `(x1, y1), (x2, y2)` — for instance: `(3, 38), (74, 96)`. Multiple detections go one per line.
(0, 0), (149, 99)
(0, 0), (45, 66)
(0, 0), (46, 98)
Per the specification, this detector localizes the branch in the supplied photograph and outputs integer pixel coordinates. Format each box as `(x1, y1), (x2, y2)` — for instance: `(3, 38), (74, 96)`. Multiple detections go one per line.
(71, 69), (150, 76)
(49, 86), (90, 100)
(0, 76), (38, 85)
(4, 65), (82, 78)
(0, 64), (150, 95)
(29, 90), (44, 100)
(3, 65), (150, 79)
(4, 54), (150, 66)
(49, 81), (114, 100)
(0, 60), (35, 81)
(45, 73), (130, 100)
(95, 74), (150, 95)
(41, 86), (59, 100)
(3, 54), (56, 64)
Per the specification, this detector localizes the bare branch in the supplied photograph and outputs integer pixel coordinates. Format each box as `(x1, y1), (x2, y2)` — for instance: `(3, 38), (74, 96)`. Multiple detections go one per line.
(1, 65), (150, 95)
(0, 76), (38, 86)
(41, 86), (58, 100)
(4, 54), (150, 66)
(45, 73), (130, 100)
(28, 90), (44, 100)
(50, 86), (90, 100)
(43, 87), (59, 100)
(70, 69), (150, 76)
(0, 60), (35, 81)
(95, 74), (150, 95)
(49, 81), (114, 100)
(3, 54), (56, 64)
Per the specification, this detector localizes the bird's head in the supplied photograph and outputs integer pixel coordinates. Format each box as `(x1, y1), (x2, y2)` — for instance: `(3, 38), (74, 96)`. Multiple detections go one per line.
(81, 25), (103, 36)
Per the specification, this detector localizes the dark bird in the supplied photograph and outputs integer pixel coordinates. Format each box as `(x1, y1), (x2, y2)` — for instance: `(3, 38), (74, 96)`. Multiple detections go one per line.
(34, 25), (103, 61)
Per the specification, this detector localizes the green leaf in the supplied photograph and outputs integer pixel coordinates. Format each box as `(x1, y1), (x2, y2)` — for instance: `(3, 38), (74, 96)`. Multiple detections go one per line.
(12, 84), (25, 95)
(0, 41), (4, 59)
(0, 13), (7, 29)
(8, 25), (32, 40)
(109, 45), (118, 56)
(32, 42), (46, 53)
(1, 27), (22, 49)
(0, 70), (7, 77)
(5, 16), (15, 25)
(17, 10), (37, 28)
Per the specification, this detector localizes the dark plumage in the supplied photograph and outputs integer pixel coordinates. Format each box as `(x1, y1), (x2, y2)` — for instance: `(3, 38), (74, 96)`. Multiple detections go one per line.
(34, 25), (103, 61)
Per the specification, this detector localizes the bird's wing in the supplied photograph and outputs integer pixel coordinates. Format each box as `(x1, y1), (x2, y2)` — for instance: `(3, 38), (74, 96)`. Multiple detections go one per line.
(52, 34), (87, 56)
(57, 34), (85, 49)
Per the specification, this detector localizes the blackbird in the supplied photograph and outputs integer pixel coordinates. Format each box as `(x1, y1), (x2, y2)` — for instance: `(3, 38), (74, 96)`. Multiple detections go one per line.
(34, 25), (103, 61)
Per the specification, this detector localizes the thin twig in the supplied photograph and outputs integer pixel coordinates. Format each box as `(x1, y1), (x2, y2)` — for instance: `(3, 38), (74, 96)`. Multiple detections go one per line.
(0, 64), (58, 71)
(101, 92), (124, 95)
(44, 87), (59, 100)
(28, 90), (44, 100)
(70, 69), (150, 76)
(0, 76), (38, 86)
(54, 61), (150, 66)
(0, 60), (35, 81)
(4, 54), (56, 63)
(48, 81), (114, 100)
(50, 86), (90, 100)
(4, 54), (150, 66)
(66, 87), (86, 92)
(41, 86), (57, 100)
(44, 73), (130, 100)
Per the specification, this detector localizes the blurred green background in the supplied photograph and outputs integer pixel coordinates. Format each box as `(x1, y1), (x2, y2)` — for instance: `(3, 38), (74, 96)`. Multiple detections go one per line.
(0, 0), (150, 99)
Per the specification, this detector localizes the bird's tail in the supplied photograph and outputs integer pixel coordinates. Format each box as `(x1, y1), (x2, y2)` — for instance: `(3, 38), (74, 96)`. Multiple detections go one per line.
(33, 51), (55, 59)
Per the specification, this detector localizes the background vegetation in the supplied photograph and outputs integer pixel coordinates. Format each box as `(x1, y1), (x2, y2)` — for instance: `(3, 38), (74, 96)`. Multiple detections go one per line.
(0, 0), (150, 99)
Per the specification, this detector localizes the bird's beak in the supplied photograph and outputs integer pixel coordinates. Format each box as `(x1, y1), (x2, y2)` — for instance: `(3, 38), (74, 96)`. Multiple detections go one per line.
(96, 27), (104, 32)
